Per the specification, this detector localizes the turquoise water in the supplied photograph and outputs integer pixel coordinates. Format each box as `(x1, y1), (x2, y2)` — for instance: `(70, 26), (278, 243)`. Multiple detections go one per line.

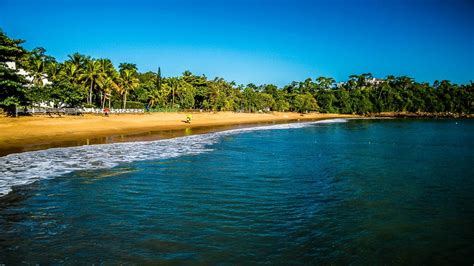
(0, 119), (473, 264)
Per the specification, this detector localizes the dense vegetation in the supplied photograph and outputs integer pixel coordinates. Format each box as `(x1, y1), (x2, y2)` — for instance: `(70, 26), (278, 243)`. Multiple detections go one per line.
(1, 30), (472, 115)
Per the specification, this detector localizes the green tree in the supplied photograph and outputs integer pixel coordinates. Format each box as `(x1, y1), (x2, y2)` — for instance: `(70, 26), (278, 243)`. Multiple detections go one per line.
(293, 93), (318, 113)
(118, 68), (139, 109)
(316, 90), (337, 113)
(45, 61), (62, 82)
(119, 63), (138, 74)
(68, 52), (88, 68)
(0, 30), (29, 114)
(98, 77), (119, 109)
(29, 58), (46, 86)
(316, 76), (335, 90)
(175, 78), (195, 109)
(80, 59), (106, 105)
(61, 61), (81, 83)
(256, 93), (275, 111)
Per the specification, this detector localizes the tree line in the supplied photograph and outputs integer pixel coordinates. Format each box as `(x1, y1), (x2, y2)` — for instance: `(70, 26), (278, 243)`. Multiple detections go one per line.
(1, 30), (472, 115)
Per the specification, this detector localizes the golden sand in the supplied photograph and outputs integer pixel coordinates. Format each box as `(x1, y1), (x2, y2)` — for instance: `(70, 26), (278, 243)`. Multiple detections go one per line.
(0, 112), (359, 155)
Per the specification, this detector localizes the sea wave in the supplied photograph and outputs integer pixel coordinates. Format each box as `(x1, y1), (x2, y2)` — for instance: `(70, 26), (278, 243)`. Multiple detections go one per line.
(0, 118), (348, 197)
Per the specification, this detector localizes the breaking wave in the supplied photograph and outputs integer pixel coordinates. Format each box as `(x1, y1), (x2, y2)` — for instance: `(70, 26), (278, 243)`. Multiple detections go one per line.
(0, 119), (348, 197)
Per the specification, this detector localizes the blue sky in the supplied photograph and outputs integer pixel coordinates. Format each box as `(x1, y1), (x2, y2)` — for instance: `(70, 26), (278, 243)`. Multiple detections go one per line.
(1, 0), (473, 86)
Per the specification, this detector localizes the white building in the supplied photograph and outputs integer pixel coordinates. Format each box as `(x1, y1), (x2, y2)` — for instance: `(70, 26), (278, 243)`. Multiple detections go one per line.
(336, 78), (384, 88)
(6, 61), (57, 108)
(6, 61), (51, 86)
(365, 78), (384, 85)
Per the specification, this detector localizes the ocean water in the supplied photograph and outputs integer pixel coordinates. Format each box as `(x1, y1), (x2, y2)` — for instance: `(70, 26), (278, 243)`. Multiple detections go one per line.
(0, 119), (473, 264)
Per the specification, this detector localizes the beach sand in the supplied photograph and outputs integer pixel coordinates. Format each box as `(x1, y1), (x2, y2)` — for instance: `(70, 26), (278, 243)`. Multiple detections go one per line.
(0, 112), (359, 156)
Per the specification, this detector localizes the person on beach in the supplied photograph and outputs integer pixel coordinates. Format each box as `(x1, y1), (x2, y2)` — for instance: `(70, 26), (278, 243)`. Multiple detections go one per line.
(185, 114), (192, 124)
(103, 107), (110, 117)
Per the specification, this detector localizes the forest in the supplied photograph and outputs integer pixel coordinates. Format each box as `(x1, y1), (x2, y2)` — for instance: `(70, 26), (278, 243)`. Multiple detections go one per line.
(1, 30), (472, 115)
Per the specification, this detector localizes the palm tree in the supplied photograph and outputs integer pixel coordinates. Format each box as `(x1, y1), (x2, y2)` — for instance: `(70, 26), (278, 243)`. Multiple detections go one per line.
(98, 58), (117, 78)
(118, 63), (138, 74)
(147, 88), (161, 109)
(29, 58), (45, 86)
(118, 69), (139, 109)
(98, 76), (118, 109)
(45, 61), (61, 82)
(61, 61), (81, 83)
(168, 77), (179, 108)
(96, 59), (119, 108)
(80, 59), (106, 105)
(67, 53), (88, 68)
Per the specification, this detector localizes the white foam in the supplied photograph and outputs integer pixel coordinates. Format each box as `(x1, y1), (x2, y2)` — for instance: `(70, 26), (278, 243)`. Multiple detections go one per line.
(0, 118), (347, 197)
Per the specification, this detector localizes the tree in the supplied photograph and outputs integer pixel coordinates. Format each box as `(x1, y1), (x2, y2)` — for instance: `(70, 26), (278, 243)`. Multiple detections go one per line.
(316, 76), (335, 90)
(175, 78), (195, 109)
(2, 29), (473, 116)
(300, 78), (317, 95)
(61, 61), (81, 83)
(352, 88), (373, 114)
(29, 58), (45, 86)
(98, 58), (117, 78)
(168, 77), (178, 108)
(156, 67), (162, 92)
(270, 88), (290, 112)
(256, 93), (275, 111)
(46, 61), (61, 82)
(119, 63), (138, 74)
(242, 86), (257, 112)
(80, 59), (106, 105)
(68, 53), (88, 68)
(98, 77), (119, 109)
(118, 68), (139, 109)
(182, 71), (208, 109)
(316, 90), (337, 113)
(30, 81), (85, 108)
(0, 29), (29, 114)
(293, 93), (318, 113)
(334, 89), (352, 113)
(96, 59), (118, 107)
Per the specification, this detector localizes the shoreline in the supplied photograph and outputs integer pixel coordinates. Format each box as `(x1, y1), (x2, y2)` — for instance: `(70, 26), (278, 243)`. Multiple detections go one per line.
(368, 112), (473, 119)
(0, 112), (359, 156)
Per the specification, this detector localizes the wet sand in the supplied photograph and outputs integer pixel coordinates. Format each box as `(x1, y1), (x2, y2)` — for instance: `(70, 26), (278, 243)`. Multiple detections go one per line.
(0, 112), (359, 156)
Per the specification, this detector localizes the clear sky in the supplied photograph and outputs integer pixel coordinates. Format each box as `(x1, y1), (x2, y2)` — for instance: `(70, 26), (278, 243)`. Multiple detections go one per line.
(1, 0), (473, 86)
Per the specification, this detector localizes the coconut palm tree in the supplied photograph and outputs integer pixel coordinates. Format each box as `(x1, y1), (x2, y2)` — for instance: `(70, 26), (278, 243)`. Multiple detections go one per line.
(118, 69), (139, 109)
(61, 61), (81, 83)
(96, 59), (119, 108)
(168, 77), (179, 108)
(118, 63), (138, 74)
(147, 89), (160, 109)
(98, 58), (117, 78)
(45, 61), (61, 82)
(67, 53), (88, 68)
(80, 59), (106, 105)
(29, 58), (45, 86)
(98, 76), (119, 109)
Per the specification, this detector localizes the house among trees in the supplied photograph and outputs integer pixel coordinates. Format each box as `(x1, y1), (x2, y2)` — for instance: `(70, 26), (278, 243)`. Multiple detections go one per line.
(6, 61), (51, 86)
(1, 29), (472, 116)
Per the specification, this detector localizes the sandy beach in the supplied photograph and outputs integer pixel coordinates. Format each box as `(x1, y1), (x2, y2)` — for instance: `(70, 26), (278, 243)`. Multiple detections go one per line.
(0, 112), (359, 156)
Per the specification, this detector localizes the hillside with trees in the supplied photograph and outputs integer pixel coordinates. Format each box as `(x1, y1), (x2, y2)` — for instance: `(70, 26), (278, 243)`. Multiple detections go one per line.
(1, 30), (472, 116)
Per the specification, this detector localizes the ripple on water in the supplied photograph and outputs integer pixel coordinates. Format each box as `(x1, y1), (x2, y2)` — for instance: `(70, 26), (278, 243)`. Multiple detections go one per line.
(0, 119), (348, 197)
